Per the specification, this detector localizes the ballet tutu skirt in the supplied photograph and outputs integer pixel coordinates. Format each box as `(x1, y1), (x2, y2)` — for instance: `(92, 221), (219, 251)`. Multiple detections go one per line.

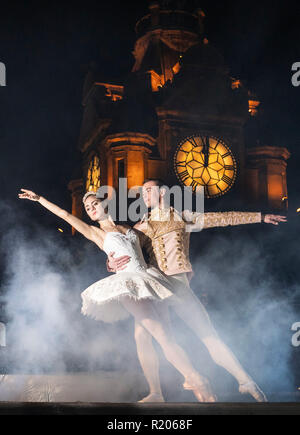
(81, 230), (174, 323)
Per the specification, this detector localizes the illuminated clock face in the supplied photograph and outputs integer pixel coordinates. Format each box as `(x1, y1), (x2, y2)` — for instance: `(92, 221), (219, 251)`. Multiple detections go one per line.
(174, 135), (237, 198)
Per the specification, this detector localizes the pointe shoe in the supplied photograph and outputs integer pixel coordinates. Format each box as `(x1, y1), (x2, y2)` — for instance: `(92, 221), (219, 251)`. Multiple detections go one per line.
(138, 393), (165, 403)
(239, 381), (268, 402)
(183, 375), (217, 403)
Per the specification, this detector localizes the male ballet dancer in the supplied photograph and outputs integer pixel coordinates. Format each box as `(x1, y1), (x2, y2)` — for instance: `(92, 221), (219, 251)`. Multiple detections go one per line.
(107, 179), (287, 402)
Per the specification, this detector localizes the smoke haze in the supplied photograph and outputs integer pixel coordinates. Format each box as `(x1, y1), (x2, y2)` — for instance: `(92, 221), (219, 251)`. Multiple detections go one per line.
(0, 199), (299, 401)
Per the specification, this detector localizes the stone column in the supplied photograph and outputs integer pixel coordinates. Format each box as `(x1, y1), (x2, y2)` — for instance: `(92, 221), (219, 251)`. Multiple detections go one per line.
(246, 146), (290, 211)
(103, 133), (155, 190)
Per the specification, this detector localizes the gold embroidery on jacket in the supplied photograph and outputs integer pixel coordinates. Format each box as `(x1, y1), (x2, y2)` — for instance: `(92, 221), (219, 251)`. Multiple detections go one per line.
(157, 236), (168, 272)
(144, 209), (185, 239)
(203, 212), (261, 229)
(142, 208), (260, 274)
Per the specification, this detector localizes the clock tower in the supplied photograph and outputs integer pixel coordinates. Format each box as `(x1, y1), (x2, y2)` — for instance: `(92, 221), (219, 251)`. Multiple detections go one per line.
(69, 0), (290, 218)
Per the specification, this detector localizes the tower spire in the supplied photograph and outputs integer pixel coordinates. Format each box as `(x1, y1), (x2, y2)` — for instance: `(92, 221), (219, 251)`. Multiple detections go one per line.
(134, 1), (205, 88)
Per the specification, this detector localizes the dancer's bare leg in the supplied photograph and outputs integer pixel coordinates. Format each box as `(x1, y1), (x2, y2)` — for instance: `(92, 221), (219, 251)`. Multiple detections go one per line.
(134, 322), (164, 403)
(122, 298), (216, 403)
(170, 281), (267, 402)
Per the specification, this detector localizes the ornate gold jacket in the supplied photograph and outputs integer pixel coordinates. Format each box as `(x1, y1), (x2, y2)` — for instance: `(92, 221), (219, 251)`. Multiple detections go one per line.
(136, 207), (262, 277)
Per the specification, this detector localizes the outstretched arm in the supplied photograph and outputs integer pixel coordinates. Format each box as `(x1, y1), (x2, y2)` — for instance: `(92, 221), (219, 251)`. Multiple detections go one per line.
(18, 189), (96, 241)
(183, 210), (287, 231)
(203, 211), (263, 229)
(202, 212), (287, 228)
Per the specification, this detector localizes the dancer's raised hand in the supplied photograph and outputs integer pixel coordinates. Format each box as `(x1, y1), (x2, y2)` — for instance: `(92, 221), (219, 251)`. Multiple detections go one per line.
(18, 189), (40, 202)
(18, 188), (99, 242)
(263, 214), (287, 225)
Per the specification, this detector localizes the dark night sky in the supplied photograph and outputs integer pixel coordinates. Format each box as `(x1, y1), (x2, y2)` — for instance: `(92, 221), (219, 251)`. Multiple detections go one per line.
(0, 0), (300, 223)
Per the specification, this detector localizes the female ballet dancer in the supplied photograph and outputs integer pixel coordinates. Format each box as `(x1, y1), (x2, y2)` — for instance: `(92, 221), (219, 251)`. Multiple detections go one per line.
(18, 188), (216, 403)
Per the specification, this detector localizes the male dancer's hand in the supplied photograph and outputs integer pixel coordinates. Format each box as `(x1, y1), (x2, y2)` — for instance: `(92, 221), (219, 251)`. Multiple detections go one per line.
(263, 214), (287, 225)
(107, 252), (131, 272)
(18, 189), (40, 201)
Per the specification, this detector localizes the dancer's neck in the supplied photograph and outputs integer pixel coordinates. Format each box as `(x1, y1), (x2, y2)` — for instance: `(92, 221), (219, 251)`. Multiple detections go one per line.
(153, 199), (169, 211)
(98, 215), (116, 231)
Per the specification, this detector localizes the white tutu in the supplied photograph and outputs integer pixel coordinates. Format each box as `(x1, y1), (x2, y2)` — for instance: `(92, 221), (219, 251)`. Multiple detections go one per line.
(81, 267), (174, 323)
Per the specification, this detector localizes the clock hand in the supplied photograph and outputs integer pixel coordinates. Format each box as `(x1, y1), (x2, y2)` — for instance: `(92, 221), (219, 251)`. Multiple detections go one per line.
(203, 137), (209, 167)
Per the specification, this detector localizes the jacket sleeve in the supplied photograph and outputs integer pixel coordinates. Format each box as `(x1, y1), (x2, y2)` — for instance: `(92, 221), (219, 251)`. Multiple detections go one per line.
(183, 210), (262, 231)
(203, 211), (262, 229)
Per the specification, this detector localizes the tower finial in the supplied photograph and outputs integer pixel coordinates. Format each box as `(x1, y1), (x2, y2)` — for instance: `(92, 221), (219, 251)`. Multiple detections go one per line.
(161, 0), (172, 8)
(148, 1), (160, 26)
(148, 0), (160, 7)
(196, 8), (205, 34)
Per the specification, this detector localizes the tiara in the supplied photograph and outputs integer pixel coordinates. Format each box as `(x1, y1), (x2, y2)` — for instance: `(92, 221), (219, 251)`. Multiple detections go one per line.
(82, 191), (97, 204)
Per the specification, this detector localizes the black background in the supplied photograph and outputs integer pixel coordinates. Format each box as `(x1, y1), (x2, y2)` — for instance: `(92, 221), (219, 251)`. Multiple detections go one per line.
(0, 0), (299, 217)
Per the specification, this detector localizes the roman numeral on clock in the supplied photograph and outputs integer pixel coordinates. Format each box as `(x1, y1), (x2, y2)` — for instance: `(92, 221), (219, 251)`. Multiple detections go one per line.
(199, 135), (208, 145)
(190, 180), (198, 191)
(224, 165), (234, 171)
(187, 137), (198, 148)
(222, 174), (232, 185)
(222, 152), (231, 159)
(179, 170), (190, 182)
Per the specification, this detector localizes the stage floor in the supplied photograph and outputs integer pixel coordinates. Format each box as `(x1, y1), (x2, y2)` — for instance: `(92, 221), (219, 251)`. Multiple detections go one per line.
(0, 372), (148, 403)
(0, 402), (300, 415)
(1, 373), (300, 415)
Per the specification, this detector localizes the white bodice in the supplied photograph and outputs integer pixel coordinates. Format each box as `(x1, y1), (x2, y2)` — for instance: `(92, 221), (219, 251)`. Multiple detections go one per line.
(103, 229), (148, 274)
